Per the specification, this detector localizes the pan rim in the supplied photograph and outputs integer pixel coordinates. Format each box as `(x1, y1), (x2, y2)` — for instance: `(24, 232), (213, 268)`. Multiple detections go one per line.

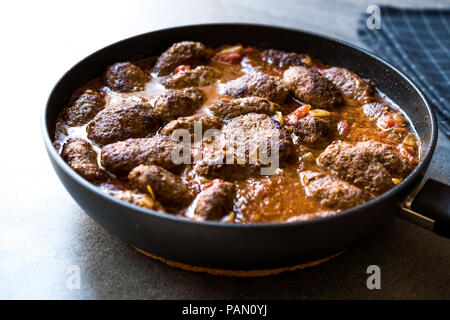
(42, 23), (438, 230)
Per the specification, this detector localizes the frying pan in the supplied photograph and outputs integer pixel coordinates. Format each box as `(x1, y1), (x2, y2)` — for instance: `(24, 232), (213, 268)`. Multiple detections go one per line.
(42, 24), (450, 274)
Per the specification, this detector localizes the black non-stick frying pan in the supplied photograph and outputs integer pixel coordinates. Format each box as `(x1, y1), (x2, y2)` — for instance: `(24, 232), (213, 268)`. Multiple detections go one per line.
(42, 24), (450, 274)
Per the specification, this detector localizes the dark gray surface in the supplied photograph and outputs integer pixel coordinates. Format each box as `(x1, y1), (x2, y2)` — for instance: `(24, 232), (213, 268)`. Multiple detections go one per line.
(0, 0), (449, 299)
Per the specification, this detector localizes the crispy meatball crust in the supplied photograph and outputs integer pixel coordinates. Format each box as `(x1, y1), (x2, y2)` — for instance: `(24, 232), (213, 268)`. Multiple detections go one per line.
(87, 98), (161, 146)
(194, 179), (235, 221)
(105, 62), (149, 92)
(223, 113), (295, 164)
(223, 72), (289, 104)
(61, 138), (105, 182)
(160, 114), (223, 137)
(300, 171), (373, 209)
(128, 164), (194, 209)
(317, 140), (413, 193)
(283, 66), (343, 109)
(209, 96), (282, 120)
(161, 66), (221, 89)
(153, 87), (204, 121)
(153, 41), (211, 76)
(106, 189), (165, 212)
(101, 135), (186, 176)
(322, 67), (375, 105)
(289, 114), (334, 147)
(63, 90), (105, 126)
(261, 49), (310, 67)
(196, 113), (295, 180)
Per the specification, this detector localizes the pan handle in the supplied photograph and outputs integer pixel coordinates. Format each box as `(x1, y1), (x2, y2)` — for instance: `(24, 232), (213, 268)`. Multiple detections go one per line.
(399, 179), (450, 238)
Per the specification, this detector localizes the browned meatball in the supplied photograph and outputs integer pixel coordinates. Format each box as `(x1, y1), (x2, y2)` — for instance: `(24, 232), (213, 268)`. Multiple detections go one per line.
(153, 87), (204, 121)
(317, 140), (413, 193)
(209, 97), (282, 120)
(63, 90), (105, 126)
(322, 67), (374, 105)
(289, 114), (334, 147)
(86, 98), (161, 146)
(105, 62), (149, 92)
(106, 189), (165, 212)
(61, 138), (105, 182)
(195, 155), (261, 181)
(153, 41), (211, 76)
(197, 113), (295, 179)
(357, 140), (415, 176)
(224, 113), (295, 165)
(300, 171), (373, 210)
(362, 102), (406, 131)
(194, 179), (235, 221)
(161, 66), (221, 89)
(223, 72), (289, 104)
(101, 135), (186, 176)
(128, 164), (194, 209)
(261, 49), (311, 68)
(160, 114), (223, 138)
(283, 66), (343, 109)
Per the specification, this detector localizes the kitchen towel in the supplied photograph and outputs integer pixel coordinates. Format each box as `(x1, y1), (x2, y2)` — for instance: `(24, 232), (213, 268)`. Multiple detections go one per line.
(358, 6), (450, 137)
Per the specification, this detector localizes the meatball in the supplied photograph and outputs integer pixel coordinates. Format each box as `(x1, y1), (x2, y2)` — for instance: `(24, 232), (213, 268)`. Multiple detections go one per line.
(161, 66), (221, 89)
(288, 114), (333, 147)
(322, 67), (374, 105)
(153, 41), (211, 76)
(194, 155), (261, 181)
(209, 97), (282, 120)
(63, 90), (105, 126)
(87, 98), (161, 146)
(224, 113), (295, 165)
(222, 72), (289, 104)
(106, 189), (165, 212)
(128, 164), (194, 209)
(153, 87), (204, 121)
(362, 102), (404, 130)
(194, 179), (235, 221)
(104, 62), (149, 92)
(61, 138), (105, 182)
(101, 135), (186, 176)
(197, 113), (294, 179)
(300, 171), (373, 210)
(283, 66), (343, 109)
(317, 140), (413, 193)
(160, 114), (223, 138)
(357, 140), (415, 176)
(261, 49), (311, 68)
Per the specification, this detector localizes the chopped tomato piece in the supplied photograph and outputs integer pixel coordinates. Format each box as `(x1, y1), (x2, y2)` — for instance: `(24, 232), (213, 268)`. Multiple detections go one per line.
(397, 143), (418, 164)
(174, 65), (191, 74)
(378, 116), (402, 130)
(397, 143), (415, 155)
(213, 52), (243, 64)
(285, 105), (311, 125)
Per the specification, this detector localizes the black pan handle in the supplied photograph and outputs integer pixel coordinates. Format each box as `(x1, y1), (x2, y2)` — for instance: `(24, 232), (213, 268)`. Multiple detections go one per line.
(399, 179), (450, 238)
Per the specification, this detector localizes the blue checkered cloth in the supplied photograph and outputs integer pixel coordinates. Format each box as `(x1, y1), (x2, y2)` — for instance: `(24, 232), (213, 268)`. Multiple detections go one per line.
(358, 6), (450, 137)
